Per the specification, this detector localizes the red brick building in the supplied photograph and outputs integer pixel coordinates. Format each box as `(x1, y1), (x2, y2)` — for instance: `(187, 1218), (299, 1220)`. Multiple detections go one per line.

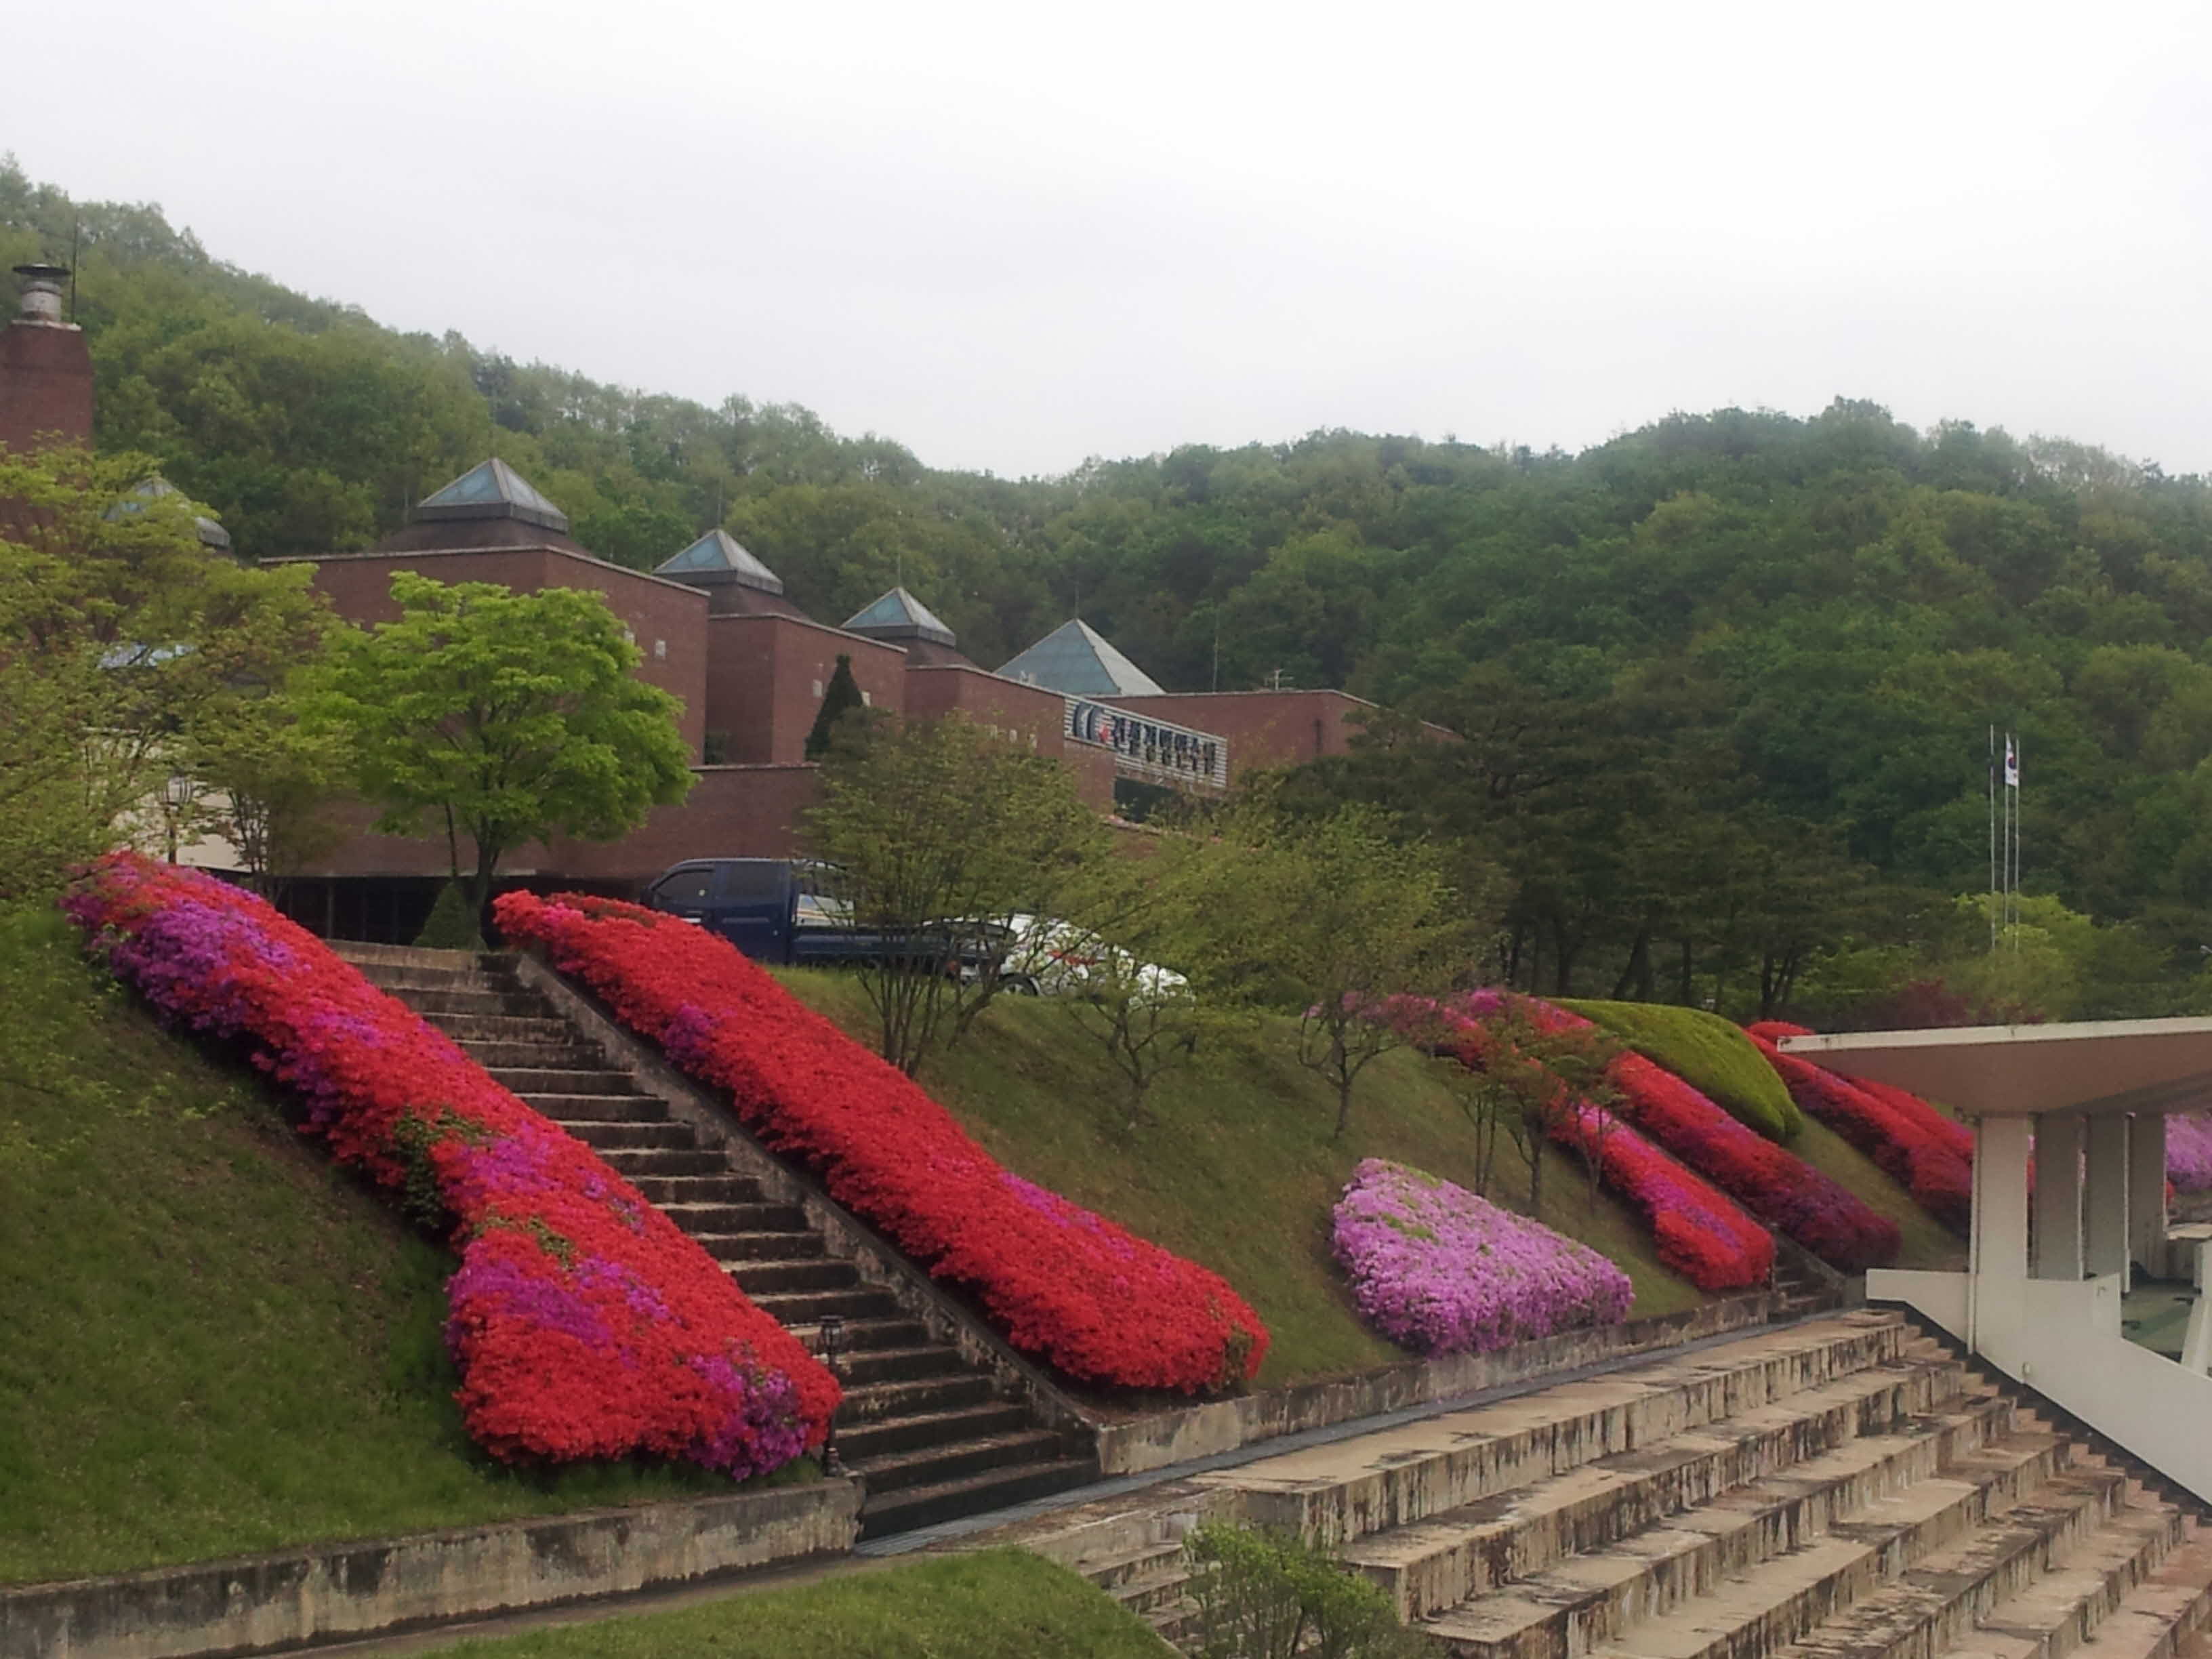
(0, 265), (93, 457)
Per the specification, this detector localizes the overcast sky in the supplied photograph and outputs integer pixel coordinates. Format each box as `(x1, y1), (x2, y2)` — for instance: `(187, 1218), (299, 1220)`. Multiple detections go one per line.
(14, 0), (2212, 478)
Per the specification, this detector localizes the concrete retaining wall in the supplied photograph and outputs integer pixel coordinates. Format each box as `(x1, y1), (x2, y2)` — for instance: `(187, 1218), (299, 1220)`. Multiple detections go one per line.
(0, 1481), (859, 1659)
(1093, 1292), (1774, 1476)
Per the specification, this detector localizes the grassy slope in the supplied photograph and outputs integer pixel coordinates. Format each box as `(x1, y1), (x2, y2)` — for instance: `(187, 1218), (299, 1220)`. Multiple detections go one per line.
(1562, 997), (1962, 1272)
(0, 909), (724, 1586)
(777, 970), (1706, 1390)
(1562, 998), (1804, 1140)
(415, 1549), (1164, 1659)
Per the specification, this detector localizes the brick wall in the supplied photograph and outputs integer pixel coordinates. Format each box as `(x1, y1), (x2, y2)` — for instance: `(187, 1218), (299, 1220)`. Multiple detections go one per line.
(1102, 689), (1374, 779)
(705, 615), (907, 764)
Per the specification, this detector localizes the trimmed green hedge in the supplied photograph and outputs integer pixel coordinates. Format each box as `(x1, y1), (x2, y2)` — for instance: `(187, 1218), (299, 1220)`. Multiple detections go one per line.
(1562, 998), (1805, 1142)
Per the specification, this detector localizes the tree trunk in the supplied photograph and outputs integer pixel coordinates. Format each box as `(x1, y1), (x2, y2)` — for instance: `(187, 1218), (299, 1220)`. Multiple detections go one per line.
(1611, 928), (1652, 1000)
(1677, 937), (1695, 1004)
(467, 840), (500, 941)
(1332, 1029), (1353, 1139)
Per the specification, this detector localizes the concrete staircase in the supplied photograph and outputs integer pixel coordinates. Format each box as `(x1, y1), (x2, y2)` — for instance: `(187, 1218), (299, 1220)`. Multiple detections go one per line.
(333, 943), (1098, 1540)
(1040, 1313), (2212, 1656)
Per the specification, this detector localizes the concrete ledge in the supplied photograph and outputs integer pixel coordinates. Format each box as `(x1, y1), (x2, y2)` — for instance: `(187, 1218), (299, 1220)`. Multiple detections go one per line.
(1, 1481), (859, 1659)
(1093, 1292), (1774, 1476)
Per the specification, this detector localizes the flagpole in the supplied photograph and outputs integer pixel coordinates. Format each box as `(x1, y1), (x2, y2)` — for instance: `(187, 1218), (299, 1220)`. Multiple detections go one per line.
(1988, 726), (1997, 954)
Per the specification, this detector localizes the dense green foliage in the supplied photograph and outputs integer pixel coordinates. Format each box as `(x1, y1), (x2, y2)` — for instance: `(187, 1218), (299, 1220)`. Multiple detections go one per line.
(412, 1549), (1166, 1659)
(1562, 999), (1803, 1140)
(18, 158), (2212, 1014)
(0, 908), (719, 1583)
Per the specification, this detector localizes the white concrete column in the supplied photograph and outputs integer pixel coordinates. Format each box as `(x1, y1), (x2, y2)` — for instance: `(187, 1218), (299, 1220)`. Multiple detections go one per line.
(2085, 1115), (2131, 1279)
(2033, 1115), (2084, 1280)
(1976, 1116), (2032, 1282)
(2131, 1114), (2169, 1279)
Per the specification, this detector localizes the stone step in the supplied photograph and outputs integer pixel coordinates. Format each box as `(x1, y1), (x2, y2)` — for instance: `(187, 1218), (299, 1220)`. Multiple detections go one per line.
(729, 1256), (859, 1294)
(399, 986), (547, 1018)
(487, 1067), (646, 1097)
(592, 1146), (728, 1177)
(1765, 1471), (2141, 1659)
(690, 1229), (830, 1263)
(350, 962), (523, 994)
(836, 1343), (965, 1387)
(1145, 1595), (1202, 1652)
(850, 1427), (1071, 1496)
(659, 1200), (807, 1234)
(1208, 1313), (1910, 1547)
(2060, 1535), (2212, 1659)
(1078, 1536), (1189, 1597)
(836, 1400), (1034, 1462)
(1349, 1359), (1991, 1620)
(426, 1012), (581, 1044)
(838, 1372), (998, 1424)
(753, 1285), (903, 1325)
(1943, 1501), (2187, 1659)
(628, 1174), (772, 1206)
(453, 1039), (605, 1071)
(1416, 1406), (2046, 1656)
(857, 1456), (1099, 1541)
(512, 1092), (668, 1123)
(557, 1119), (698, 1151)
(785, 1315), (929, 1355)
(1576, 1462), (2129, 1659)
(1107, 1565), (1193, 1620)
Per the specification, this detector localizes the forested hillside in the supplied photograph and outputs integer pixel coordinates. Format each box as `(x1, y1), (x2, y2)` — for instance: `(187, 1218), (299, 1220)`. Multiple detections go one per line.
(13, 157), (2212, 1022)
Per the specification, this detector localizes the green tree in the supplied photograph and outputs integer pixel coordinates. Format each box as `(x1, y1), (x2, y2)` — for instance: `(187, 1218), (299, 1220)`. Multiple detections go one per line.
(316, 573), (695, 920)
(801, 714), (1102, 1076)
(804, 653), (867, 760)
(1042, 842), (1236, 1131)
(180, 672), (350, 899)
(1182, 1521), (1427, 1659)
(0, 444), (327, 901)
(1213, 798), (1474, 1138)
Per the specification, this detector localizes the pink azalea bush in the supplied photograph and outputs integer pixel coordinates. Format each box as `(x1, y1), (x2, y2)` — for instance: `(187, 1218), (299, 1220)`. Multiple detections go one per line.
(1333, 1160), (1632, 1355)
(2169, 1115), (2212, 1191)
(64, 853), (836, 1479)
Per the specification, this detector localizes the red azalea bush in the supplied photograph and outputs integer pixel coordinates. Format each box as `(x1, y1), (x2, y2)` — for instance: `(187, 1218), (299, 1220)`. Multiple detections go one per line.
(66, 853), (836, 1478)
(495, 891), (1268, 1394)
(1413, 992), (1776, 1292)
(1545, 1101), (1776, 1291)
(1749, 1035), (1973, 1233)
(1454, 995), (1896, 1274)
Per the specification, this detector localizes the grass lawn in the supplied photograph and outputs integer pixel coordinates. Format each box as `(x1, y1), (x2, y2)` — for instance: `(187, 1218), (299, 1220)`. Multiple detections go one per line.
(413, 1549), (1164, 1659)
(0, 907), (731, 1586)
(776, 969), (1709, 1390)
(1790, 1119), (1967, 1271)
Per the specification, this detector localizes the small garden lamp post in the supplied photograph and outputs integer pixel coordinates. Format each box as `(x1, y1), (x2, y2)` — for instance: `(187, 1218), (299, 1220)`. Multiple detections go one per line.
(162, 773), (197, 863)
(815, 1312), (847, 1476)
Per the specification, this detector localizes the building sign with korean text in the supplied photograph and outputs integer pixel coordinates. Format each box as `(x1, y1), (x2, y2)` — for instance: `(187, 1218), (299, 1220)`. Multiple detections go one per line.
(1064, 699), (1229, 790)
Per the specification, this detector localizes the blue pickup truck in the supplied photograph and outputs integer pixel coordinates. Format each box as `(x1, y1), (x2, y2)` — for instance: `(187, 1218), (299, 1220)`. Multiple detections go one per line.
(643, 858), (1007, 975)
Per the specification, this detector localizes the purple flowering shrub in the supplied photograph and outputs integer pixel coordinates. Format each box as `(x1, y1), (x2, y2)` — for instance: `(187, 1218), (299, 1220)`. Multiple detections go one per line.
(1332, 1159), (1633, 1356)
(2171, 1115), (2212, 1191)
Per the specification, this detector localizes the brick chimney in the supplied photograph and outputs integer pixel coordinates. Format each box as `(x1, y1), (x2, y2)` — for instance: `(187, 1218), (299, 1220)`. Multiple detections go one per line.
(0, 264), (95, 456)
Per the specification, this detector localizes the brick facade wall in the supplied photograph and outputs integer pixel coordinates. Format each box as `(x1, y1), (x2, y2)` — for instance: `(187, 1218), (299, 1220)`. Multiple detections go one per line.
(705, 615), (907, 764)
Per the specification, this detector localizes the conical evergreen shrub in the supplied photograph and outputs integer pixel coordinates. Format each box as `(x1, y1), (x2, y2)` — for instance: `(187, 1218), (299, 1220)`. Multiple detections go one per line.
(414, 880), (487, 951)
(806, 653), (868, 759)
